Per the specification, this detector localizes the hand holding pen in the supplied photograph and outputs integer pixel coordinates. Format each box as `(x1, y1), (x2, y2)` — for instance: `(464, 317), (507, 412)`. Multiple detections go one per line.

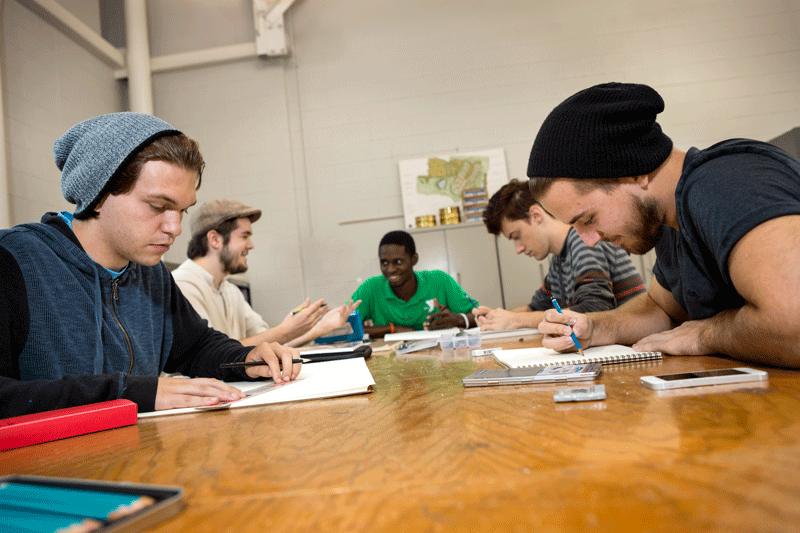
(550, 298), (585, 356)
(236, 341), (303, 382)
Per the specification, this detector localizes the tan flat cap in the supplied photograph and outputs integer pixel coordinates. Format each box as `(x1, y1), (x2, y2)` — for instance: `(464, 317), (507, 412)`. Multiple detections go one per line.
(190, 199), (262, 237)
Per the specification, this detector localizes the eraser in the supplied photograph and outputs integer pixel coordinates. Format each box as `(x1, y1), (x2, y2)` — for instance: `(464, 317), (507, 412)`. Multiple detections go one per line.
(471, 347), (501, 357)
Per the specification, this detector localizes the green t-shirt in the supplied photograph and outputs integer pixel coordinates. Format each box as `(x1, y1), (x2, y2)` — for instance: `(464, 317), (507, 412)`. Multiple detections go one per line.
(351, 270), (478, 330)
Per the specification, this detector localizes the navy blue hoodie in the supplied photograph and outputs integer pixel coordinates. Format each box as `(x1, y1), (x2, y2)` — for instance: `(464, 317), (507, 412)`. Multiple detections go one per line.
(0, 213), (254, 417)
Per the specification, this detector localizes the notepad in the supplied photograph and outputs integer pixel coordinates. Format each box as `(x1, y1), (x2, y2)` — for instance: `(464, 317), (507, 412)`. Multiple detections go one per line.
(383, 327), (539, 343)
(383, 328), (460, 342)
(493, 344), (662, 369)
(138, 358), (375, 418)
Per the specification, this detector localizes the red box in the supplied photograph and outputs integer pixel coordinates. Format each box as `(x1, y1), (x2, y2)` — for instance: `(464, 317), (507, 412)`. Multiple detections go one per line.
(0, 399), (138, 451)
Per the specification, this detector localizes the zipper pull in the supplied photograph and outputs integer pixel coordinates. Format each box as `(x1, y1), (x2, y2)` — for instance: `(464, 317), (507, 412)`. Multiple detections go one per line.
(111, 279), (119, 301)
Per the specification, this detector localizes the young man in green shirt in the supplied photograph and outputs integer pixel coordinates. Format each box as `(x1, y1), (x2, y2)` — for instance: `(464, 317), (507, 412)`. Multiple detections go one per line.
(351, 231), (479, 338)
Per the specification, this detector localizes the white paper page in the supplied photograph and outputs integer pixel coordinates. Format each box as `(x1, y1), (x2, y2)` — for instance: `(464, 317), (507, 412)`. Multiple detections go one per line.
(383, 328), (460, 342)
(138, 358), (375, 418)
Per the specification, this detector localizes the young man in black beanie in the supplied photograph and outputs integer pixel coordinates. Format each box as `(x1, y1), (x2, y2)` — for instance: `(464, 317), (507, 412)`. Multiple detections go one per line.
(0, 113), (301, 417)
(528, 82), (800, 368)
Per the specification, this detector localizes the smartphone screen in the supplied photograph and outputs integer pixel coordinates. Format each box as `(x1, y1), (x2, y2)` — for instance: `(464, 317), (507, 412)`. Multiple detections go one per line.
(656, 368), (748, 381)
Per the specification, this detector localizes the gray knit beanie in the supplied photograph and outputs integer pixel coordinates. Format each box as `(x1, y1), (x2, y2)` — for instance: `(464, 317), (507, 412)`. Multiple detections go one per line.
(54, 112), (180, 218)
(527, 82), (673, 179)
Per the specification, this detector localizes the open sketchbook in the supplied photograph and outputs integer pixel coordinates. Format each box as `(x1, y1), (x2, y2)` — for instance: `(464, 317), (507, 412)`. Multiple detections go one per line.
(138, 358), (375, 418)
(493, 344), (662, 369)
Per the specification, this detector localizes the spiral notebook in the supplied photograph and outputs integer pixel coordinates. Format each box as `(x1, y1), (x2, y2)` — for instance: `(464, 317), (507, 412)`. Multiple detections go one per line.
(493, 344), (662, 369)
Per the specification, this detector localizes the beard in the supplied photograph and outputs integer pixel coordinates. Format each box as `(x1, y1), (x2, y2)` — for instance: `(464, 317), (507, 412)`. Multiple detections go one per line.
(220, 245), (248, 275)
(624, 194), (665, 255)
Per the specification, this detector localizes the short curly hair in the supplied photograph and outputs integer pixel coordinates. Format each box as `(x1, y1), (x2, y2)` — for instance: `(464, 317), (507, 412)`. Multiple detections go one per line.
(482, 179), (538, 235)
(379, 230), (416, 257)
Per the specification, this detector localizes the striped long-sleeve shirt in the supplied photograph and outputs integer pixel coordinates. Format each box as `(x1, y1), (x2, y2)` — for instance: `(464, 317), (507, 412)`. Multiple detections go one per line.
(529, 227), (646, 312)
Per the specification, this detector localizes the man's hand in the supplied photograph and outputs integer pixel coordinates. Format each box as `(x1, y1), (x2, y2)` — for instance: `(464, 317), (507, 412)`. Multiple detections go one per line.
(243, 342), (302, 382)
(471, 306), (491, 318)
(279, 298), (328, 336)
(632, 318), (709, 356)
(155, 376), (246, 410)
(475, 308), (522, 331)
(425, 299), (471, 330)
(424, 309), (463, 330)
(309, 300), (362, 337)
(538, 308), (594, 353)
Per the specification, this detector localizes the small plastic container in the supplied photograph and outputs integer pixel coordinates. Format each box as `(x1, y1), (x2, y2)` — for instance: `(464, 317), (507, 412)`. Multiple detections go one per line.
(439, 328), (481, 350)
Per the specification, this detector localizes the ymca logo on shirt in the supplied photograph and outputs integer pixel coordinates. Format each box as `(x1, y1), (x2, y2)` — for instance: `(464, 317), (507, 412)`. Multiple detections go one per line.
(425, 299), (436, 313)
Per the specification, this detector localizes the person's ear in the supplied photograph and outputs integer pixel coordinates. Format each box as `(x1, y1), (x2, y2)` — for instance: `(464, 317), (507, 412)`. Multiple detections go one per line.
(528, 204), (544, 224)
(633, 174), (651, 189)
(411, 253), (419, 267)
(93, 194), (108, 214)
(207, 230), (223, 251)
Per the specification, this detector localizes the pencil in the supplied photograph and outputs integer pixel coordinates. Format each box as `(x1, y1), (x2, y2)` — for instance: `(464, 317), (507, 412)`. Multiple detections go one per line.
(550, 298), (585, 356)
(220, 358), (309, 369)
(292, 301), (327, 315)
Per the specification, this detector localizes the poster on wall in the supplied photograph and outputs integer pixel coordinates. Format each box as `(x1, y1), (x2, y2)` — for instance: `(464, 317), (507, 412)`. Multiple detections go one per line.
(398, 148), (509, 229)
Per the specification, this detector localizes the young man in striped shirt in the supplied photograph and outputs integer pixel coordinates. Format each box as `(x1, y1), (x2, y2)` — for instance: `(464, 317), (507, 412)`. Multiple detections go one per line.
(474, 179), (645, 331)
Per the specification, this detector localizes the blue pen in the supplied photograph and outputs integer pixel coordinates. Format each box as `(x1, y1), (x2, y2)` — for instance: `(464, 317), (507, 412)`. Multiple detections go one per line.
(551, 298), (585, 356)
(463, 291), (479, 310)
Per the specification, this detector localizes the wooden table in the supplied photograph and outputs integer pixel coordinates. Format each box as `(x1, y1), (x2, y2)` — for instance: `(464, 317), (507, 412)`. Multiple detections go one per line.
(3, 336), (800, 532)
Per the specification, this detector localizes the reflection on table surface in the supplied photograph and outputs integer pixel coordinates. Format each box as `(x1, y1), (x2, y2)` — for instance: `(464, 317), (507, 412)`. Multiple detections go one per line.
(3, 336), (800, 532)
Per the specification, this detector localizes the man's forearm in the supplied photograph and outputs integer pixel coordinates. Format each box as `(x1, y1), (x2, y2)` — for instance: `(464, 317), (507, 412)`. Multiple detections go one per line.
(239, 325), (291, 347)
(590, 293), (674, 347)
(511, 310), (545, 329)
(698, 306), (800, 368)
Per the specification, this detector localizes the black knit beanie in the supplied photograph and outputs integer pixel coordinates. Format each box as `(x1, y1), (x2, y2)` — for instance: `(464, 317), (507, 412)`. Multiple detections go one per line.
(527, 82), (673, 179)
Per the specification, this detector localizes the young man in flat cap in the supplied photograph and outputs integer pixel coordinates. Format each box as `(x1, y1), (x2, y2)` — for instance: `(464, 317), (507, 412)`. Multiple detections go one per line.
(527, 82), (800, 368)
(474, 179), (645, 331)
(172, 198), (360, 346)
(0, 112), (300, 418)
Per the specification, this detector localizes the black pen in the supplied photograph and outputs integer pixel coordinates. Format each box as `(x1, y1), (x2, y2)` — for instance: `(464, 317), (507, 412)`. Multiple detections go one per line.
(220, 358), (310, 369)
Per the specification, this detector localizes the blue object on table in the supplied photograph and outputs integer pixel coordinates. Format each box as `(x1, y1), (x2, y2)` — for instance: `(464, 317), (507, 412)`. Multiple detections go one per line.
(313, 309), (364, 344)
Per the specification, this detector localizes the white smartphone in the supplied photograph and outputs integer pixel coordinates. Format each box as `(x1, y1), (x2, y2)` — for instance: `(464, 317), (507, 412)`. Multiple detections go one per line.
(640, 367), (768, 390)
(462, 363), (602, 387)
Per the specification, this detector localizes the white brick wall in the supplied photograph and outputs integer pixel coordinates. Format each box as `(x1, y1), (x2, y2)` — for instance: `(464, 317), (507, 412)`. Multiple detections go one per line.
(4, 0), (800, 324)
(2, 0), (121, 224)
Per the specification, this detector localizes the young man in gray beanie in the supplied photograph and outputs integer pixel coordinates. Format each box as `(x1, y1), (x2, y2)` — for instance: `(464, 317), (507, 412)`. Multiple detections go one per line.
(527, 82), (800, 368)
(172, 198), (360, 347)
(0, 112), (301, 417)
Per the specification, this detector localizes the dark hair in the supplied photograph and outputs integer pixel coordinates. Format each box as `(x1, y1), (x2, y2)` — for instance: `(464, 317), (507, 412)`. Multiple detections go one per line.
(528, 173), (628, 201)
(379, 230), (416, 257)
(82, 133), (205, 219)
(483, 179), (539, 235)
(186, 217), (240, 259)
(528, 176), (622, 202)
